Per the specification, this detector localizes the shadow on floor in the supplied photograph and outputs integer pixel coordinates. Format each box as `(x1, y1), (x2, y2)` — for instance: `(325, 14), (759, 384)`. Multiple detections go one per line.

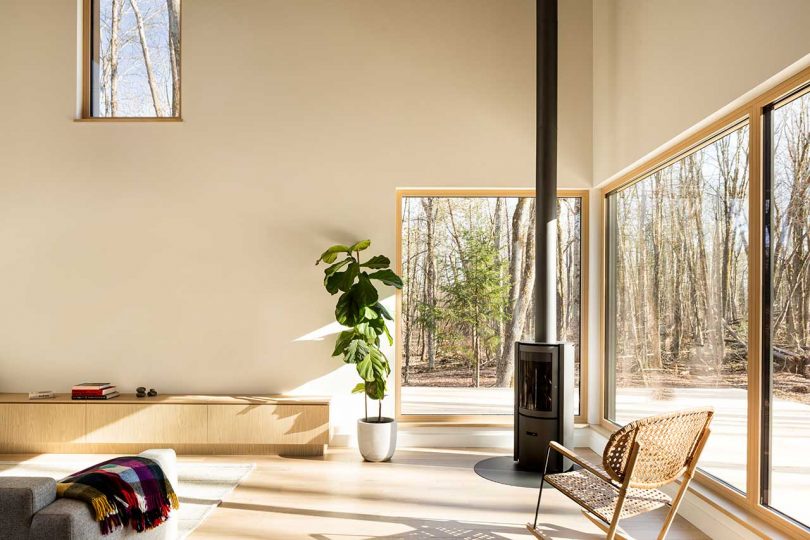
(218, 501), (600, 540)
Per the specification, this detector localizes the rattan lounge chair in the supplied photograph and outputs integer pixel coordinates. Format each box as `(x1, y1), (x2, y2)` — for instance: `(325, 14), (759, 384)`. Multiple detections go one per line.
(527, 408), (714, 540)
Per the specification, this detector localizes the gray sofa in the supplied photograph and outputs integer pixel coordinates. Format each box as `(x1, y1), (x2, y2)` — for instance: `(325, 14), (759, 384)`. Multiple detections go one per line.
(0, 450), (177, 540)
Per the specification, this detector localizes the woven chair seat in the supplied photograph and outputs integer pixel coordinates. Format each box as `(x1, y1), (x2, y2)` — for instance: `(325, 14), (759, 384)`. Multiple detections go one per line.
(545, 467), (671, 524)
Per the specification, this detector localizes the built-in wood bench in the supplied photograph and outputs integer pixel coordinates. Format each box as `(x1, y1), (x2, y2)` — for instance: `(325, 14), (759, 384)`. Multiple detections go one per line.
(0, 394), (330, 456)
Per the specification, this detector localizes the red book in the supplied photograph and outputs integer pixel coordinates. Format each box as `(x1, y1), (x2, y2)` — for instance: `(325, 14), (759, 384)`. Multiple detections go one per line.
(72, 388), (117, 396)
(71, 391), (120, 400)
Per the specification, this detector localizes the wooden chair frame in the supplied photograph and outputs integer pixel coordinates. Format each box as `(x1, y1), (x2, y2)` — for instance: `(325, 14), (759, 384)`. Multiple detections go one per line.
(527, 416), (712, 540)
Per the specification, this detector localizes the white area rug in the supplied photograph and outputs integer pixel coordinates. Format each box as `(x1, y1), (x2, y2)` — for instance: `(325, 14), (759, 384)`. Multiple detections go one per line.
(0, 458), (254, 539)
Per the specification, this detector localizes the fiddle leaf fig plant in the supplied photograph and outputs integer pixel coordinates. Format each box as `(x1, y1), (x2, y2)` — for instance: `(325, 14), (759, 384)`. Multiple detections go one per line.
(316, 240), (403, 422)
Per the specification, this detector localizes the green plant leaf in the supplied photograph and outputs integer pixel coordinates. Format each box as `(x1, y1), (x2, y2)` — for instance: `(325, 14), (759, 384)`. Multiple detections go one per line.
(332, 330), (355, 357)
(322, 258), (351, 278)
(351, 382), (366, 394)
(343, 338), (369, 364)
(325, 262), (359, 294)
(316, 244), (351, 265)
(335, 286), (368, 327)
(367, 269), (403, 289)
(364, 378), (386, 400)
(382, 322), (393, 346)
(372, 302), (393, 321)
(349, 240), (371, 252)
(360, 255), (390, 269)
(367, 347), (387, 375)
(355, 274), (379, 306)
(354, 322), (376, 342)
(357, 354), (374, 381)
(367, 315), (384, 332)
(364, 323), (377, 342)
(363, 306), (378, 320)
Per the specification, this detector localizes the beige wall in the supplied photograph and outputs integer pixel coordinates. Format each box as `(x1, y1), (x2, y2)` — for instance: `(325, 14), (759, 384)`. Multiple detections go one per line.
(559, 0), (593, 187)
(0, 0), (593, 439)
(593, 0), (810, 185)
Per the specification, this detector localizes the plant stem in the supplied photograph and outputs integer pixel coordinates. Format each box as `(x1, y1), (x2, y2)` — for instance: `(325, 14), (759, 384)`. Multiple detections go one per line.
(378, 399), (382, 423)
(364, 392), (368, 422)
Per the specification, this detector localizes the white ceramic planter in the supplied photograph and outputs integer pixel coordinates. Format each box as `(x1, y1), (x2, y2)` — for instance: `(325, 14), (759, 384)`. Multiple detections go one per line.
(357, 417), (397, 462)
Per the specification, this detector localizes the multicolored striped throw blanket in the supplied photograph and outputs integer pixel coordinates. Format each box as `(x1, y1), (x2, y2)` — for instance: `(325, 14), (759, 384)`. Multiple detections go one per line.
(57, 456), (180, 535)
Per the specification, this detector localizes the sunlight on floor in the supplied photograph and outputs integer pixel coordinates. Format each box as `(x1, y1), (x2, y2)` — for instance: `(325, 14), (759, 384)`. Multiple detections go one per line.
(188, 448), (704, 540)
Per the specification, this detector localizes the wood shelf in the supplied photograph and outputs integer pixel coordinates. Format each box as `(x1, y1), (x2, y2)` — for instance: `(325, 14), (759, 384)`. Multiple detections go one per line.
(0, 393), (330, 456)
(0, 393), (330, 405)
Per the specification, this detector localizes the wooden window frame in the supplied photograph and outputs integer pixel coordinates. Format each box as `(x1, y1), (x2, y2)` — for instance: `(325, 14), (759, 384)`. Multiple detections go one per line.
(598, 65), (810, 540)
(394, 188), (590, 426)
(79, 0), (182, 121)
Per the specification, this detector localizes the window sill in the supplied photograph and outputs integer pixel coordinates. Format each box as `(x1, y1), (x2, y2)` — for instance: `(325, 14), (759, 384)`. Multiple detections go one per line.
(74, 117), (183, 123)
(397, 418), (591, 428)
(397, 417), (513, 428)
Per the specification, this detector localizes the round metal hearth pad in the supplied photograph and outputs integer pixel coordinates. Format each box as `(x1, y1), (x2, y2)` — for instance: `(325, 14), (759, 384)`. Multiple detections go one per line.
(473, 455), (543, 488)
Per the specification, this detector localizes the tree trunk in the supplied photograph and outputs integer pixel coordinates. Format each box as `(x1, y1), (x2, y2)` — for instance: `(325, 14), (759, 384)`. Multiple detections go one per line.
(421, 198), (437, 370)
(109, 0), (123, 115)
(495, 199), (536, 387)
(129, 0), (165, 116)
(473, 325), (481, 388)
(166, 0), (181, 116)
(403, 199), (412, 385)
(494, 197), (506, 358)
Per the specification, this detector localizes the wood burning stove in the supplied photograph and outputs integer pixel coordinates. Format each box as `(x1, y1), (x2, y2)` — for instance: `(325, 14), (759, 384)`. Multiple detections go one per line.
(514, 341), (574, 472)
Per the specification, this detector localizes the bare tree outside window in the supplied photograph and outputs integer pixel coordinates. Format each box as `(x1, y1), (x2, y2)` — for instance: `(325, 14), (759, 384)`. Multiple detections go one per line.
(91, 0), (181, 118)
(606, 124), (751, 492)
(400, 195), (583, 417)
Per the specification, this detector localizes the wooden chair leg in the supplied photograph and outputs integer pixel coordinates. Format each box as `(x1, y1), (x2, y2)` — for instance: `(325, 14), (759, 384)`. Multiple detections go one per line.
(657, 427), (712, 540)
(525, 523), (551, 539)
(607, 439), (641, 540)
(656, 477), (692, 540)
(606, 488), (628, 540)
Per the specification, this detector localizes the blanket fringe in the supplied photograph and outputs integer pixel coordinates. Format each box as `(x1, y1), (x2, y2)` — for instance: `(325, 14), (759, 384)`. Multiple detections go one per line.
(91, 496), (118, 522)
(168, 486), (180, 510)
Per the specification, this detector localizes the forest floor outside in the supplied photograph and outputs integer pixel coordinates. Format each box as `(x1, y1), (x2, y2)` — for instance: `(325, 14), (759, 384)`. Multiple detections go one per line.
(403, 355), (809, 406)
(403, 356), (502, 387)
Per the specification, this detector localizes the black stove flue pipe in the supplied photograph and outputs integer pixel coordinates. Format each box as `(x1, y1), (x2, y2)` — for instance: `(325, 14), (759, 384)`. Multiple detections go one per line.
(535, 0), (558, 344)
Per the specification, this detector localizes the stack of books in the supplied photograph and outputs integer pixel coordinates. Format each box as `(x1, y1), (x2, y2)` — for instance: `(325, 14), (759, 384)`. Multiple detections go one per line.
(71, 383), (119, 400)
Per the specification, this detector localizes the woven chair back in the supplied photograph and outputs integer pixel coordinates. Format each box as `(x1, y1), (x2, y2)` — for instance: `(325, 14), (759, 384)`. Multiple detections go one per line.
(602, 408), (713, 489)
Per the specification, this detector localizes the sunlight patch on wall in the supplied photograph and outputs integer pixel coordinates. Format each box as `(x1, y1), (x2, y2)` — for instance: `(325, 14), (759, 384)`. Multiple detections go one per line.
(292, 296), (396, 342)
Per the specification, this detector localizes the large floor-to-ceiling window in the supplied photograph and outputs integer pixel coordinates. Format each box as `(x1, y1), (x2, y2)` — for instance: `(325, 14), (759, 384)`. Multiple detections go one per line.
(764, 87), (810, 527)
(397, 190), (586, 421)
(605, 123), (751, 492)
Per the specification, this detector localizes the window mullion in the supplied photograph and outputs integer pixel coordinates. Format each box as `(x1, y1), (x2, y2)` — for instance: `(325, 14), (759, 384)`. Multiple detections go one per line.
(747, 104), (764, 508)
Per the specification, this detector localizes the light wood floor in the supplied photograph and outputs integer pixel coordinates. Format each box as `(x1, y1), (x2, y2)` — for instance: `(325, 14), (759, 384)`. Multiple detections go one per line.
(188, 447), (708, 540)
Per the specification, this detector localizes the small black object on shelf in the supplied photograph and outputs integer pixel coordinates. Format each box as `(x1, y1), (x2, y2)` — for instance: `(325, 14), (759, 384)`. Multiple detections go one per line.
(136, 386), (146, 398)
(147, 388), (157, 397)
